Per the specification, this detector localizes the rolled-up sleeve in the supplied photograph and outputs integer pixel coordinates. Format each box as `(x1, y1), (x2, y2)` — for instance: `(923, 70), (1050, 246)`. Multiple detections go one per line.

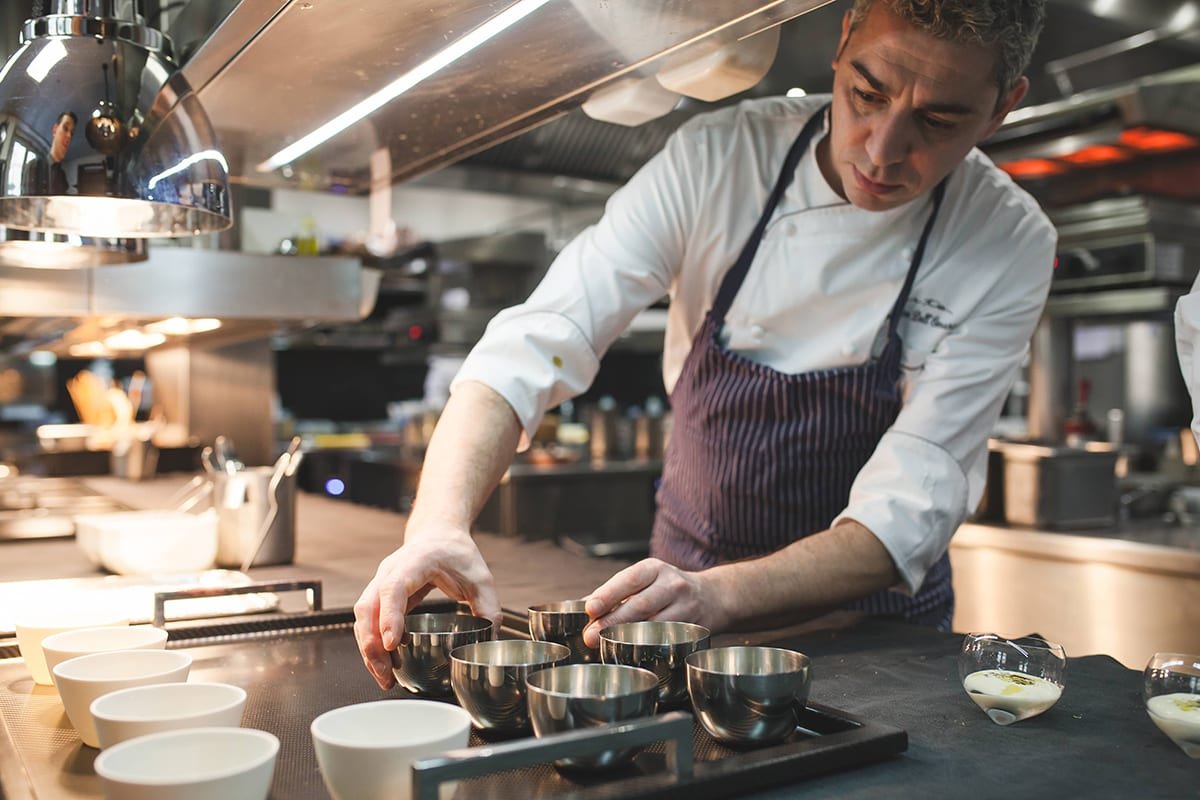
(836, 188), (1056, 593)
(1175, 276), (1200, 446)
(451, 117), (707, 445)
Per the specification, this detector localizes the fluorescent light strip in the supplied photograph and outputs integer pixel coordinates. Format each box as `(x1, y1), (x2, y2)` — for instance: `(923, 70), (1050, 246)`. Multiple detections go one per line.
(257, 0), (553, 172)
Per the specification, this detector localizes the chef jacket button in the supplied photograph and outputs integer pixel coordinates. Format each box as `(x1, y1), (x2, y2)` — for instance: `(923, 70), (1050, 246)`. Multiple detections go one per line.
(751, 324), (765, 339)
(786, 223), (797, 236)
(842, 342), (858, 356)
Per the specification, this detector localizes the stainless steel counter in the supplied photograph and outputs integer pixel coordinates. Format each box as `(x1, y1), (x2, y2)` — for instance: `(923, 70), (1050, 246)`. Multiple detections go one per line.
(950, 520), (1200, 668)
(0, 475), (634, 614)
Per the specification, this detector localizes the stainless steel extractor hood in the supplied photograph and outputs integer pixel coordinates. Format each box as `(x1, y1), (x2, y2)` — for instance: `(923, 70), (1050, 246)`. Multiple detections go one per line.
(171, 0), (835, 193)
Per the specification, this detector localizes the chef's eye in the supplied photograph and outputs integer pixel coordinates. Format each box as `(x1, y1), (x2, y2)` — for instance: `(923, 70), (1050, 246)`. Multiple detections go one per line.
(853, 88), (883, 105)
(923, 115), (955, 131)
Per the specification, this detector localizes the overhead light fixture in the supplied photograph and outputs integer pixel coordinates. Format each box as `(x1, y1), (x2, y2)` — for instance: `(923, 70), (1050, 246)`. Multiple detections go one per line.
(0, 0), (231, 267)
(144, 317), (222, 336)
(257, 0), (553, 172)
(102, 329), (166, 351)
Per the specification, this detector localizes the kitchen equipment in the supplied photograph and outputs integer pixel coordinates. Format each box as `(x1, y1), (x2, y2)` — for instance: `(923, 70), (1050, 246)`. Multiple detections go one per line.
(450, 640), (570, 735)
(94, 728), (278, 800)
(528, 600), (598, 663)
(74, 510), (218, 576)
(1143, 652), (1200, 758)
(1001, 442), (1119, 528)
(0, 601), (912, 799)
(525, 663), (660, 770)
(52, 649), (192, 748)
(13, 608), (128, 685)
(40, 625), (167, 687)
(599, 621), (711, 708)
(959, 634), (1066, 727)
(390, 613), (493, 697)
(311, 700), (471, 800)
(213, 465), (296, 569)
(686, 646), (812, 746)
(91, 682), (247, 750)
(109, 436), (159, 482)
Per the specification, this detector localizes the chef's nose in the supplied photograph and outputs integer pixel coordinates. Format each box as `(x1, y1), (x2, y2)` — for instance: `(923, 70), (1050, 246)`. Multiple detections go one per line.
(864, 112), (911, 168)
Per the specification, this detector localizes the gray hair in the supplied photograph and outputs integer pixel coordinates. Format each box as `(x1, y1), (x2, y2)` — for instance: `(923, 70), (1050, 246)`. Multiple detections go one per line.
(847, 0), (1046, 98)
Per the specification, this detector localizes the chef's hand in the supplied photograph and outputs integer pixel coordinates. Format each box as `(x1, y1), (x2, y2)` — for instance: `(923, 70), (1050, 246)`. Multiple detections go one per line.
(353, 525), (501, 690)
(581, 558), (730, 648)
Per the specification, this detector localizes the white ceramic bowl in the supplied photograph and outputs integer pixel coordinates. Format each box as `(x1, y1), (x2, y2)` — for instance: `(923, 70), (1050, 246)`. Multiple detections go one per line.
(14, 608), (129, 685)
(311, 700), (471, 800)
(74, 510), (218, 576)
(94, 727), (278, 800)
(91, 682), (247, 750)
(41, 626), (168, 687)
(52, 649), (192, 748)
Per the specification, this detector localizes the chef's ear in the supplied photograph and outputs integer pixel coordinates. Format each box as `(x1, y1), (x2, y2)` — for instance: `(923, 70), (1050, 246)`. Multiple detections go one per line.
(833, 9), (854, 70)
(981, 76), (1030, 141)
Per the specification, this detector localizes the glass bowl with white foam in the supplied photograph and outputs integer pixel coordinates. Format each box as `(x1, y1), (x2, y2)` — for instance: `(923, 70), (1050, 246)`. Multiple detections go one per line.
(1144, 652), (1200, 758)
(959, 633), (1066, 726)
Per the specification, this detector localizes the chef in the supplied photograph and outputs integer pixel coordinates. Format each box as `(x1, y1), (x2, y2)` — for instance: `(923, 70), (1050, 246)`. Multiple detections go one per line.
(1176, 277), (1200, 446)
(355, 0), (1056, 688)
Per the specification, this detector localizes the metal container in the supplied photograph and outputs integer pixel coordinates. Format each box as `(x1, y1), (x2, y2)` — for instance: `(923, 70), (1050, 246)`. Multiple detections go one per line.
(528, 600), (598, 664)
(1001, 443), (1119, 529)
(390, 613), (492, 697)
(599, 621), (710, 708)
(686, 646), (811, 745)
(212, 466), (296, 568)
(449, 640), (569, 734)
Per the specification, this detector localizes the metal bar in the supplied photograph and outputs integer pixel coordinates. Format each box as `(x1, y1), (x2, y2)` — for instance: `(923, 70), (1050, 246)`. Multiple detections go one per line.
(411, 712), (695, 800)
(153, 578), (322, 626)
(1045, 23), (1197, 96)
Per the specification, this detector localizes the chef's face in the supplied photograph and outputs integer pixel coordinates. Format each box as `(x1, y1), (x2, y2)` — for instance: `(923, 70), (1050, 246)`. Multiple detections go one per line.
(50, 113), (75, 163)
(819, 3), (1028, 212)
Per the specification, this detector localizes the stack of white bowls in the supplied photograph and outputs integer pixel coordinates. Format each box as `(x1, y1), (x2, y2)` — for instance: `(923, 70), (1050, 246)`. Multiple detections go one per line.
(18, 621), (277, 800)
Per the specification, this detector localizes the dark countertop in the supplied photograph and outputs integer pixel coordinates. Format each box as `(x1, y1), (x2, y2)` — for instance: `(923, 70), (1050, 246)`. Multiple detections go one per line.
(1, 476), (1194, 798)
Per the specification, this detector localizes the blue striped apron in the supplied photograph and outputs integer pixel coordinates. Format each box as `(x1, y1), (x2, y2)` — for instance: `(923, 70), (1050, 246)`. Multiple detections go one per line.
(650, 104), (954, 630)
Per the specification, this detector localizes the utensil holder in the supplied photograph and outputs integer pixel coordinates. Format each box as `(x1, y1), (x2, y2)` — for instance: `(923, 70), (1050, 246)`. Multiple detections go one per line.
(212, 467), (296, 568)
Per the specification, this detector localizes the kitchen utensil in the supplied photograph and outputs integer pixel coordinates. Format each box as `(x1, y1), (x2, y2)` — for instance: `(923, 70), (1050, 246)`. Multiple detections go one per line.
(529, 600), (598, 663)
(52, 649), (192, 747)
(1144, 652), (1200, 757)
(94, 727), (278, 800)
(13, 606), (129, 685)
(73, 510), (218, 576)
(599, 620), (710, 707)
(686, 646), (812, 745)
(390, 612), (493, 696)
(213, 466), (296, 569)
(450, 639), (570, 734)
(91, 681), (247, 749)
(999, 442), (1118, 529)
(959, 633), (1066, 726)
(311, 700), (471, 800)
(40, 625), (167, 687)
(525, 663), (659, 769)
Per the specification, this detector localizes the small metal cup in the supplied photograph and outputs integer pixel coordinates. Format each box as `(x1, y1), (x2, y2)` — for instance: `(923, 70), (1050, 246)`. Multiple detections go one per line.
(686, 646), (811, 745)
(526, 663), (659, 769)
(450, 640), (570, 735)
(528, 600), (598, 663)
(389, 613), (492, 697)
(599, 621), (710, 708)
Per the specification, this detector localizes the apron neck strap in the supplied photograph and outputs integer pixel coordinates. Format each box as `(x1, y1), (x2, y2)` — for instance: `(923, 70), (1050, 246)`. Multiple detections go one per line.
(711, 103), (829, 321)
(885, 177), (947, 338)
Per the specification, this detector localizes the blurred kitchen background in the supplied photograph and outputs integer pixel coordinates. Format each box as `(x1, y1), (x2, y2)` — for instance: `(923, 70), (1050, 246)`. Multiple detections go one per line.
(0, 0), (1199, 661)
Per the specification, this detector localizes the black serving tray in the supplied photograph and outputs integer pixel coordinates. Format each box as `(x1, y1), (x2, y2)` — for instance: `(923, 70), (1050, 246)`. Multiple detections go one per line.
(0, 596), (906, 800)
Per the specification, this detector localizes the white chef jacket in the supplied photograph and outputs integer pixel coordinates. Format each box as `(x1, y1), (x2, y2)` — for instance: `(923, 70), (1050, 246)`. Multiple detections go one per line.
(1175, 273), (1200, 445)
(452, 95), (1057, 592)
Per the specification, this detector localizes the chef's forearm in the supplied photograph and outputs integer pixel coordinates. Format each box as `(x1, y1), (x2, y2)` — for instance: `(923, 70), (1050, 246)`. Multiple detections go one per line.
(703, 520), (900, 632)
(404, 380), (522, 538)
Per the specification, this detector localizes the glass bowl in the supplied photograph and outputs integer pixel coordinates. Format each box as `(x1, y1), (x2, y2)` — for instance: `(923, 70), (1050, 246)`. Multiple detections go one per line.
(1144, 652), (1200, 758)
(959, 633), (1065, 726)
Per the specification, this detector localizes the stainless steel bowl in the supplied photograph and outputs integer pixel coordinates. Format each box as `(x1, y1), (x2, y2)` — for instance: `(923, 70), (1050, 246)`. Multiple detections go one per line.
(599, 621), (710, 707)
(528, 600), (598, 664)
(686, 646), (811, 745)
(450, 640), (571, 735)
(389, 613), (492, 696)
(525, 663), (659, 769)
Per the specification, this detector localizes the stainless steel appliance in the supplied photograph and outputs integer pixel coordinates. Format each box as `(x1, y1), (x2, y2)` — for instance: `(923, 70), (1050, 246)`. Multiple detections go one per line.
(0, 476), (126, 540)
